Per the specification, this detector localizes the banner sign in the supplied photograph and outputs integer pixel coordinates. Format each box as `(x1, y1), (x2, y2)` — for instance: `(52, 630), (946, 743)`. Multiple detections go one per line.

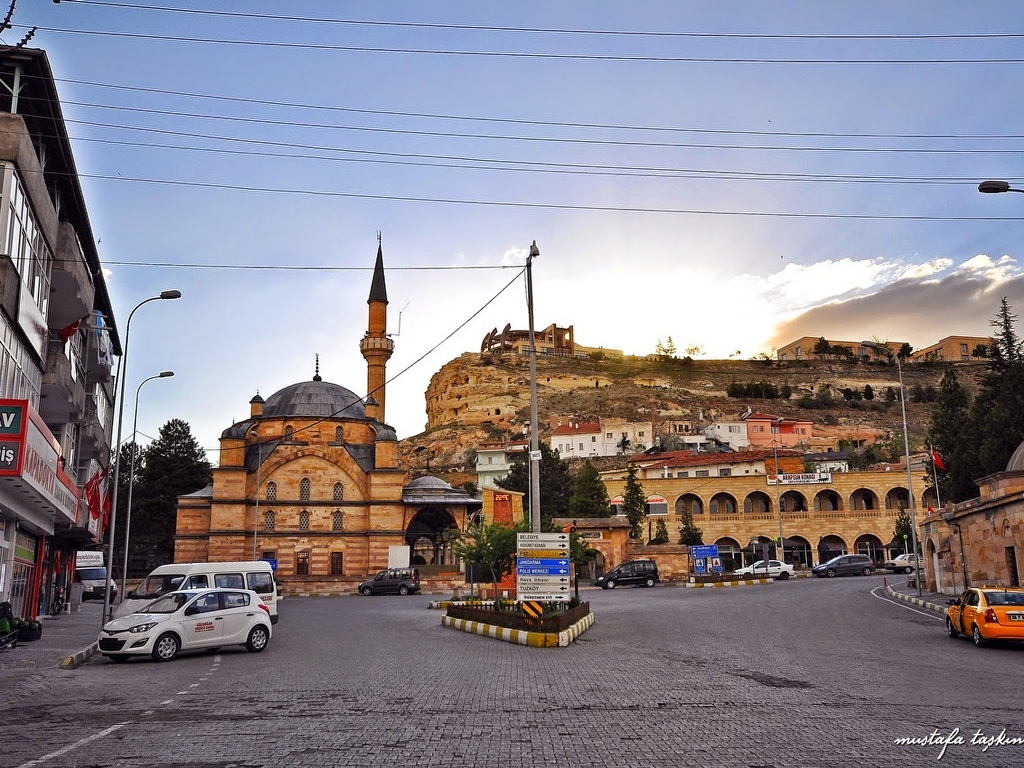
(767, 472), (832, 485)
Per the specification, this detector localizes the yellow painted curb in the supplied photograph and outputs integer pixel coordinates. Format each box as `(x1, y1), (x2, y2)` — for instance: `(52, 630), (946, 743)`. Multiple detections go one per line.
(441, 612), (596, 647)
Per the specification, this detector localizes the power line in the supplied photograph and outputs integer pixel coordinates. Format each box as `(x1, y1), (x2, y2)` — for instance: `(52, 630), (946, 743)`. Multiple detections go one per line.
(26, 25), (1024, 64)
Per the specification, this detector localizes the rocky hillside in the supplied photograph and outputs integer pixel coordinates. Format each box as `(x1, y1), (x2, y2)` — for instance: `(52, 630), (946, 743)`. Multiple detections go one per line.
(401, 352), (985, 477)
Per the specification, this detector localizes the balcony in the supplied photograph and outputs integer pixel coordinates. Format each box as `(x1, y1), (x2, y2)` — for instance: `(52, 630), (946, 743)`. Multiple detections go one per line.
(48, 221), (95, 330)
(78, 394), (111, 464)
(40, 334), (86, 424)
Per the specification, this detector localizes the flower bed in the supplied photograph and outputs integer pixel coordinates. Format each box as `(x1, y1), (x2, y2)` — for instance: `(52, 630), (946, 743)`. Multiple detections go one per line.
(445, 600), (591, 633)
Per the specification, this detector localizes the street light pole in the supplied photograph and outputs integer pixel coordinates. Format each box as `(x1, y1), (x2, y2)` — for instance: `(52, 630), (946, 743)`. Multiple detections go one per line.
(526, 241), (541, 533)
(862, 341), (921, 596)
(119, 370), (174, 599)
(102, 290), (182, 628)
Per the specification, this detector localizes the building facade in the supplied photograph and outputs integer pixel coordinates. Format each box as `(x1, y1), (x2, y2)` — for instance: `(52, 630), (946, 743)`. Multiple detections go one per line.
(173, 247), (481, 592)
(910, 335), (990, 364)
(0, 49), (119, 617)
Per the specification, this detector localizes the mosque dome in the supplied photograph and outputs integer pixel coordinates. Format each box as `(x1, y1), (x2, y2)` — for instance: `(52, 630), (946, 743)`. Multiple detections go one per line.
(405, 475), (453, 490)
(262, 380), (366, 420)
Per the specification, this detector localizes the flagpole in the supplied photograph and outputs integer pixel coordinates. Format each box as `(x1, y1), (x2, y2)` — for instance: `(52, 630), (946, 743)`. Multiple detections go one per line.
(930, 444), (943, 509)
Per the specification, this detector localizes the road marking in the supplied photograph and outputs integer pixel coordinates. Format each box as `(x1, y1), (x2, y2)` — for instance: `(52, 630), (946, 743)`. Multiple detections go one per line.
(871, 586), (943, 620)
(15, 723), (127, 768)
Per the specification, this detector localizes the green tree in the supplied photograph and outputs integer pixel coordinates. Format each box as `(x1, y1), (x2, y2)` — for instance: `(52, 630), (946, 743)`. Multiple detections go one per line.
(650, 518), (669, 544)
(621, 463), (646, 539)
(616, 435), (632, 455)
(497, 442), (572, 530)
(893, 506), (913, 553)
(897, 342), (913, 361)
(569, 461), (611, 518)
(677, 507), (704, 546)
(452, 520), (526, 592)
(127, 419), (212, 573)
(926, 367), (976, 504)
(813, 337), (831, 358)
(990, 296), (1020, 369)
(664, 337), (677, 357)
(863, 384), (874, 401)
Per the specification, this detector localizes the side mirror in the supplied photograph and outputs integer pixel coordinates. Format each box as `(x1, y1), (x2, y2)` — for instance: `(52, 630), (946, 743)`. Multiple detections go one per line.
(946, 599), (957, 606)
(184, 605), (199, 616)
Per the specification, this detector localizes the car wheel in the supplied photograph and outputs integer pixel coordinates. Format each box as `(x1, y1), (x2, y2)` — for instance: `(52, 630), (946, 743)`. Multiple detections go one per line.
(399, 585), (410, 596)
(360, 586), (372, 596)
(152, 632), (180, 662)
(605, 579), (616, 589)
(861, 566), (872, 576)
(643, 576), (655, 587)
(246, 625), (270, 653)
(904, 566), (914, 574)
(972, 624), (986, 647)
(108, 655), (130, 663)
(826, 568), (837, 578)
(777, 571), (790, 581)
(946, 618), (959, 639)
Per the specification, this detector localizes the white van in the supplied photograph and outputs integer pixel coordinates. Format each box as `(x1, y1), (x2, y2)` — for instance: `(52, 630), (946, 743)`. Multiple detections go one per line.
(74, 551), (116, 601)
(114, 561), (279, 623)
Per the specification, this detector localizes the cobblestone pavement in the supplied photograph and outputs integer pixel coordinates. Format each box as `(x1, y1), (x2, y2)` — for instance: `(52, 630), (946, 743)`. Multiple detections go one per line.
(3, 576), (1022, 768)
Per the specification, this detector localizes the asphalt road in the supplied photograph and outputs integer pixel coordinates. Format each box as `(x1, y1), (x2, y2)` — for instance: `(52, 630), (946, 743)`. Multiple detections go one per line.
(4, 575), (1022, 768)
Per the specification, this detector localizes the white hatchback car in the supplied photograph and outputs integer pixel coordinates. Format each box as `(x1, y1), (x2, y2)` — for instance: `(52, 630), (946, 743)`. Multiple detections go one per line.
(98, 588), (272, 662)
(733, 560), (795, 580)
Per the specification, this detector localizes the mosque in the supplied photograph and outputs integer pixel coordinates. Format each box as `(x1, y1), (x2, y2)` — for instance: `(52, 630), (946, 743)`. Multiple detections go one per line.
(173, 244), (485, 591)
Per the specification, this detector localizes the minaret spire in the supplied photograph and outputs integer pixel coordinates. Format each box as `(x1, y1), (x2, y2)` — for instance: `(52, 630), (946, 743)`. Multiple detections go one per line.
(313, 353), (321, 381)
(360, 236), (394, 421)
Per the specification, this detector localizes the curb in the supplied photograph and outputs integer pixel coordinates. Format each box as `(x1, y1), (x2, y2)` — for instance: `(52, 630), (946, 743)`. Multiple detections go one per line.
(885, 585), (945, 615)
(685, 578), (773, 588)
(60, 642), (97, 669)
(441, 612), (596, 647)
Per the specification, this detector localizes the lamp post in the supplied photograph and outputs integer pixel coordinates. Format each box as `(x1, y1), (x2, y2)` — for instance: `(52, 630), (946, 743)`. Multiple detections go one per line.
(526, 241), (541, 533)
(102, 290), (182, 627)
(119, 370), (174, 599)
(862, 340), (921, 596)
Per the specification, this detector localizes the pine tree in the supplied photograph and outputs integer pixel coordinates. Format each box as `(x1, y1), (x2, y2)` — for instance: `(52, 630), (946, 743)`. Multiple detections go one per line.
(621, 463), (646, 539)
(497, 442), (572, 529)
(677, 507), (704, 546)
(926, 367), (976, 503)
(569, 461), (611, 518)
(893, 506), (913, 554)
(650, 518), (669, 544)
(128, 419), (212, 572)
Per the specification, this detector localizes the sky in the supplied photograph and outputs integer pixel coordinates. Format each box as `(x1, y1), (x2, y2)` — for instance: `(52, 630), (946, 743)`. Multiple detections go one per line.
(13, 2), (1024, 460)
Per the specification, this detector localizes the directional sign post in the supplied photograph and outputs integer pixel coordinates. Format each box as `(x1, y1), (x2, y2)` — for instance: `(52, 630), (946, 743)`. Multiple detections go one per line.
(516, 533), (573, 601)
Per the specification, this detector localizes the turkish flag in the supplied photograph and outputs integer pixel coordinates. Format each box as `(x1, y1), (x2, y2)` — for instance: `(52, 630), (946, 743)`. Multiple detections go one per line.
(84, 465), (110, 519)
(932, 449), (946, 472)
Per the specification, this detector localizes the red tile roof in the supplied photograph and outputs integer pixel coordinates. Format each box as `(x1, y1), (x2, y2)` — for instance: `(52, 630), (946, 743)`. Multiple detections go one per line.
(552, 421), (601, 436)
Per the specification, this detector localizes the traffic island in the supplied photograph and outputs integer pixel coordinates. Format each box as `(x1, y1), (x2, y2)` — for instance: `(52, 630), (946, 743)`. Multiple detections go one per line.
(441, 601), (594, 647)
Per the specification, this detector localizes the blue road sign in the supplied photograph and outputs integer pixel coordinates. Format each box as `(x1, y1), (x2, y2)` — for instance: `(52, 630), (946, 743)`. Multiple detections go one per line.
(690, 544), (720, 559)
(516, 566), (571, 576)
(516, 558), (569, 567)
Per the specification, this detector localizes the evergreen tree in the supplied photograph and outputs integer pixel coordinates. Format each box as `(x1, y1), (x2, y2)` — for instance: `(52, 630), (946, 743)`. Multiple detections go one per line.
(497, 442), (572, 530)
(990, 296), (1020, 369)
(621, 463), (646, 539)
(893, 506), (914, 553)
(569, 461), (611, 518)
(128, 419), (212, 572)
(650, 518), (669, 544)
(926, 368), (976, 503)
(677, 507), (704, 546)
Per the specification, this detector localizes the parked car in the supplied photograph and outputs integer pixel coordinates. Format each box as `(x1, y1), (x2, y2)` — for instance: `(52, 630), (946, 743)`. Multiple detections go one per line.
(358, 568), (421, 596)
(733, 560), (795, 580)
(883, 553), (922, 574)
(98, 588), (271, 662)
(946, 586), (1024, 647)
(595, 559), (660, 589)
(811, 554), (875, 578)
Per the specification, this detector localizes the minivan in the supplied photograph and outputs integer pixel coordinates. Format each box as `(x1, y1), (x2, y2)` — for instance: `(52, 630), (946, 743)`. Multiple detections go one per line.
(812, 554), (875, 578)
(114, 561), (279, 623)
(595, 559), (660, 589)
(358, 567), (421, 596)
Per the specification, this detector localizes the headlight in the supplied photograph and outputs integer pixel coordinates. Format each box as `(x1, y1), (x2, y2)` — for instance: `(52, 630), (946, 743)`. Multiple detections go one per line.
(129, 622), (158, 634)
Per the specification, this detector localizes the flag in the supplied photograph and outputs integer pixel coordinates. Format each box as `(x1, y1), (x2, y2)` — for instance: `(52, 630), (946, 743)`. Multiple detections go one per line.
(932, 449), (946, 472)
(84, 465), (110, 520)
(58, 316), (86, 343)
(102, 489), (112, 530)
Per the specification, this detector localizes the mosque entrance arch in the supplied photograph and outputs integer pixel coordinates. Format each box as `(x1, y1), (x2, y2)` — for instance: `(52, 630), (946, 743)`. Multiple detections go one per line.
(407, 507), (459, 566)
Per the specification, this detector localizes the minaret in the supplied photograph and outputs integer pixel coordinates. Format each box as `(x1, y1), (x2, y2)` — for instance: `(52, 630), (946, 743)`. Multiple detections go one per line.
(360, 235), (394, 422)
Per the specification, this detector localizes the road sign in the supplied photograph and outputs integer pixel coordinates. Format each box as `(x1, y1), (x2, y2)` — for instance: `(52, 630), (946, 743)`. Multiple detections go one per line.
(516, 592), (571, 602)
(516, 566), (571, 576)
(518, 532), (569, 544)
(690, 544), (720, 559)
(518, 549), (568, 558)
(515, 541), (569, 552)
(516, 561), (573, 573)
(516, 574), (570, 586)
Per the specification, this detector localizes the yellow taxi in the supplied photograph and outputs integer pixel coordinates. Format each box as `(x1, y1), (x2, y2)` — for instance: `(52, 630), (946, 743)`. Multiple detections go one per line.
(945, 586), (1024, 647)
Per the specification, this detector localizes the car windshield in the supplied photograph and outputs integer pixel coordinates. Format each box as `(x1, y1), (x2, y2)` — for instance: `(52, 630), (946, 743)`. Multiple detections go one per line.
(76, 568), (107, 580)
(984, 591), (1024, 606)
(132, 574), (185, 599)
(138, 593), (190, 614)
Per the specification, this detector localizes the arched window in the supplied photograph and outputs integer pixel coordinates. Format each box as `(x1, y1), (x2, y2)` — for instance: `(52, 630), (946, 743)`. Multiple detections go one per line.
(263, 510), (275, 532)
(333, 482), (344, 502)
(299, 510), (310, 532)
(284, 425), (294, 440)
(300, 477), (311, 501)
(332, 510), (344, 531)
(335, 426), (344, 442)
(266, 481), (277, 501)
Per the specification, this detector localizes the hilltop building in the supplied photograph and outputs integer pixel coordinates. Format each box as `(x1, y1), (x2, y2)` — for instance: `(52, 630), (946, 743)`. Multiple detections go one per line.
(910, 335), (990, 364)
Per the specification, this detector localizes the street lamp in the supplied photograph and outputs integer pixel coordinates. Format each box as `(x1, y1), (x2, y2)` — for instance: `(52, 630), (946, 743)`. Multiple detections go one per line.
(978, 180), (1024, 195)
(526, 240), (541, 533)
(862, 340), (921, 596)
(120, 370), (174, 599)
(102, 289), (182, 627)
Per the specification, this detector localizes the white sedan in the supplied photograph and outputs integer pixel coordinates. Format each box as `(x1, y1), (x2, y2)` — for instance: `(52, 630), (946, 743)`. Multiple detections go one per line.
(733, 560), (795, 580)
(98, 588), (272, 662)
